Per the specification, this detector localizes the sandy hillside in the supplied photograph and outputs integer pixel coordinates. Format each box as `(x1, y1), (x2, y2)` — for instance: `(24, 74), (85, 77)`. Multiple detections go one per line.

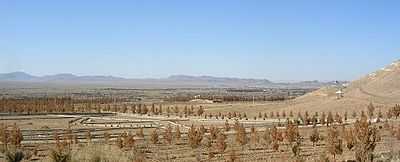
(277, 59), (400, 113)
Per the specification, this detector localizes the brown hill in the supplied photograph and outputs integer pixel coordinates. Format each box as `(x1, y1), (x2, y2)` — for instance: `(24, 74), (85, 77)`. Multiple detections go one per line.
(282, 59), (400, 113)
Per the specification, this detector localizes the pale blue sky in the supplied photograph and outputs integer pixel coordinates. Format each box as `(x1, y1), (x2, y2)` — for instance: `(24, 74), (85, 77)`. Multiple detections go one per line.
(1, 0), (399, 81)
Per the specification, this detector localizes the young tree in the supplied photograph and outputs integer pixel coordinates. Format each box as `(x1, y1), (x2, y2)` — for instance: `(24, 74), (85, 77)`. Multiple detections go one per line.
(335, 112), (343, 124)
(150, 129), (159, 144)
(10, 126), (23, 148)
(199, 125), (206, 135)
(310, 127), (321, 146)
(312, 115), (318, 127)
(225, 120), (230, 131)
(343, 127), (355, 150)
(361, 110), (366, 119)
(250, 126), (259, 148)
(270, 112), (274, 118)
(210, 126), (220, 140)
(5, 149), (25, 162)
(0, 124), (8, 148)
(85, 130), (92, 143)
(104, 131), (110, 144)
(174, 125), (181, 142)
(367, 102), (375, 119)
(136, 127), (144, 138)
(289, 111), (294, 118)
(327, 127), (343, 161)
(164, 124), (173, 144)
(188, 125), (203, 149)
(235, 124), (247, 149)
(116, 134), (123, 149)
(208, 149), (215, 160)
(352, 110), (357, 119)
(65, 128), (73, 145)
(271, 126), (283, 151)
(291, 137), (302, 160)
(377, 110), (383, 122)
(353, 117), (380, 162)
(284, 122), (300, 145)
(216, 132), (227, 154)
(123, 132), (135, 149)
(262, 128), (272, 150)
(321, 112), (326, 126)
(327, 112), (334, 126)
(197, 106), (204, 116)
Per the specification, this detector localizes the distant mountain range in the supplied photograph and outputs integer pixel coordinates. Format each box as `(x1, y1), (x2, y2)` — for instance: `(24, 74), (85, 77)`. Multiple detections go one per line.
(0, 72), (345, 89)
(0, 72), (123, 81)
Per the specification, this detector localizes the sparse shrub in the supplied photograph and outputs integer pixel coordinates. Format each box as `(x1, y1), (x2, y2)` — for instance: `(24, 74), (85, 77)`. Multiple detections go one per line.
(5, 149), (24, 162)
(318, 152), (331, 162)
(209, 126), (219, 140)
(48, 148), (71, 162)
(123, 132), (135, 149)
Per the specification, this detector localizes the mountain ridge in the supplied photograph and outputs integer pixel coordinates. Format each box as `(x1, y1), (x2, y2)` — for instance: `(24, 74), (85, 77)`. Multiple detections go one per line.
(0, 72), (344, 89)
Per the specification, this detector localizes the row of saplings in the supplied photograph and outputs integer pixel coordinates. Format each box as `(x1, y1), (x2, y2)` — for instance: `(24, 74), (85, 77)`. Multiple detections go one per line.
(1, 115), (396, 162)
(113, 117), (396, 162)
(2, 98), (400, 124)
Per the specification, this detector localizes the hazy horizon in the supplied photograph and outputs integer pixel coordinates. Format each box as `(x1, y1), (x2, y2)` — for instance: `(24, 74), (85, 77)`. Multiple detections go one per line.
(1, 71), (346, 83)
(1, 1), (399, 81)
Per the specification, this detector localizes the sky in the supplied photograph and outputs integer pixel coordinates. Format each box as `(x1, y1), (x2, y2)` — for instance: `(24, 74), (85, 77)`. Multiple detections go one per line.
(0, 0), (399, 81)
